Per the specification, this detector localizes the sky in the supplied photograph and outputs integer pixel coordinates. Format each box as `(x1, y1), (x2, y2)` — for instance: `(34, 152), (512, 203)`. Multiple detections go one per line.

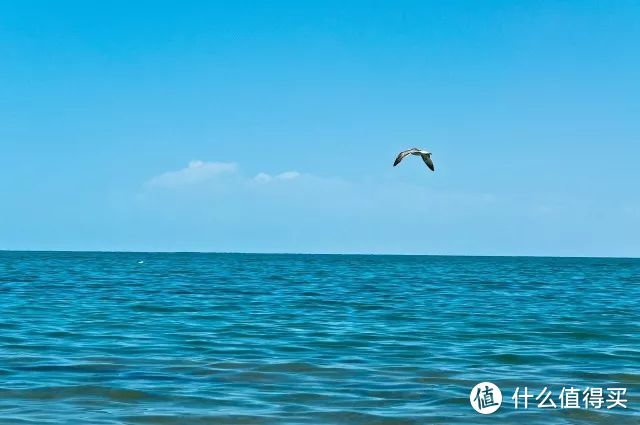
(1, 1), (639, 256)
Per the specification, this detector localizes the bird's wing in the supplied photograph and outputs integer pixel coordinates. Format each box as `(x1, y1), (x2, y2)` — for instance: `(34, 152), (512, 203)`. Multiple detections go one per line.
(393, 148), (419, 166)
(421, 154), (435, 171)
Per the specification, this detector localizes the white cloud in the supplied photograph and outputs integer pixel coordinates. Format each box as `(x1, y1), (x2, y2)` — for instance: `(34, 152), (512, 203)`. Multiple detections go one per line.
(277, 171), (300, 180)
(146, 160), (237, 188)
(253, 172), (273, 184)
(145, 160), (303, 190)
(253, 171), (301, 184)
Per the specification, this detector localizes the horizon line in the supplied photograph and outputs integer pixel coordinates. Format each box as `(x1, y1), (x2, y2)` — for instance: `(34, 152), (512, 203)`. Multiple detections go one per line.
(0, 249), (638, 260)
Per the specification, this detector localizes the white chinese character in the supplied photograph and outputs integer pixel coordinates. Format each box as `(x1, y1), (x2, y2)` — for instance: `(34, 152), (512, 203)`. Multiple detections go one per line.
(559, 387), (581, 409)
(607, 388), (628, 409)
(536, 387), (557, 408)
(582, 387), (604, 409)
(512, 387), (533, 409)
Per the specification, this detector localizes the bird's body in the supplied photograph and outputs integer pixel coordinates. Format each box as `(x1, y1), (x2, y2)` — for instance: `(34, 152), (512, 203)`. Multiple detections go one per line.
(393, 148), (435, 171)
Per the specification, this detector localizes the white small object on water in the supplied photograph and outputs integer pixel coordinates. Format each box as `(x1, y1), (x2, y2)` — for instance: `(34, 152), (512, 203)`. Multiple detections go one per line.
(138, 260), (144, 264)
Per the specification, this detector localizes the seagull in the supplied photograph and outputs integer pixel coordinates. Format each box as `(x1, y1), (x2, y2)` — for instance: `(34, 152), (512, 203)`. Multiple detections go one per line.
(393, 148), (435, 171)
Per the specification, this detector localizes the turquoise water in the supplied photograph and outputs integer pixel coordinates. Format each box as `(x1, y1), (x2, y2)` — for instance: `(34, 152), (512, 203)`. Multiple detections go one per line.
(0, 252), (638, 424)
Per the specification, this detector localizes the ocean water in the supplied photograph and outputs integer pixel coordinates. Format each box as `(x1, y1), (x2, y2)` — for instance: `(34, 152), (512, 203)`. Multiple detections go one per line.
(0, 252), (639, 424)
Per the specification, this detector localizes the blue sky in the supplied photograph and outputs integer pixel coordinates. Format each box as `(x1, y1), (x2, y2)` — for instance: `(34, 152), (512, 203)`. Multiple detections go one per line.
(1, 1), (639, 256)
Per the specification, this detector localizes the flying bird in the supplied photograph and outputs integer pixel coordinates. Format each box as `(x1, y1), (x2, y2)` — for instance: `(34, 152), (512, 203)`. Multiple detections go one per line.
(393, 148), (435, 171)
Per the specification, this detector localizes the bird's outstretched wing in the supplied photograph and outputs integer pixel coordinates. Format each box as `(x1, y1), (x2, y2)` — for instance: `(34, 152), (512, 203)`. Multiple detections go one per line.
(393, 148), (419, 166)
(421, 154), (435, 171)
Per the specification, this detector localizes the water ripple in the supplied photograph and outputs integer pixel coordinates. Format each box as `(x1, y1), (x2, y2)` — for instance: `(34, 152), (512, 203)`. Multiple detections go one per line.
(0, 252), (639, 423)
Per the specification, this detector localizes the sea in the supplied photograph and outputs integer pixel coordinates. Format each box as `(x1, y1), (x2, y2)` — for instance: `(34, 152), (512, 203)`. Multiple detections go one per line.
(0, 251), (638, 424)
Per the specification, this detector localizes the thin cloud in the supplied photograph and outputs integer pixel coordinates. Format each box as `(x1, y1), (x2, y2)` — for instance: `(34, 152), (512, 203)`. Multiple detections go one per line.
(146, 160), (302, 189)
(278, 171), (300, 180)
(253, 172), (272, 184)
(146, 160), (237, 188)
(253, 171), (301, 184)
